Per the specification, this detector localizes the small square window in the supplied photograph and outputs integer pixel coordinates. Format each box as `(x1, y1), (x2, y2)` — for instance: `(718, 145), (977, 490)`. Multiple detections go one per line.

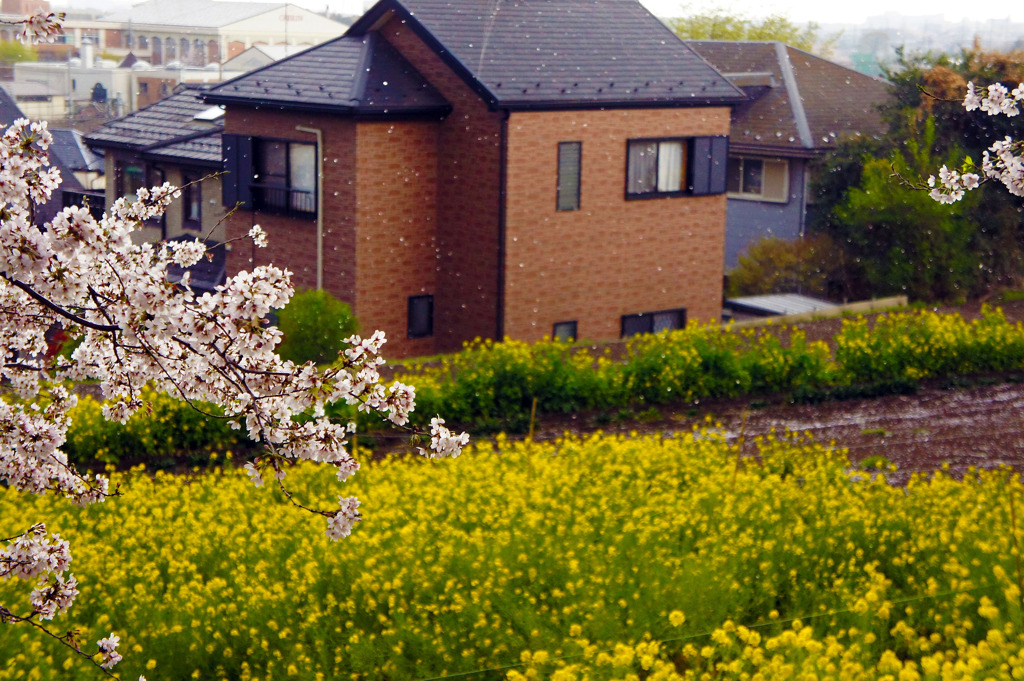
(552, 321), (577, 342)
(557, 142), (581, 211)
(408, 295), (433, 338)
(726, 156), (789, 202)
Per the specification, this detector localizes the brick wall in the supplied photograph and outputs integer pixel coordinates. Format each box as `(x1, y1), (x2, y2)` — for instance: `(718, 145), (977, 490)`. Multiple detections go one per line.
(503, 107), (730, 343)
(355, 121), (439, 359)
(379, 17), (504, 354)
(223, 109), (358, 308)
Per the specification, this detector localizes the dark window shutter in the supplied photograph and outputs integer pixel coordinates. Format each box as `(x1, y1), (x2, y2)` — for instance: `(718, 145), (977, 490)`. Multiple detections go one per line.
(708, 136), (729, 195)
(690, 136), (729, 196)
(222, 133), (253, 208)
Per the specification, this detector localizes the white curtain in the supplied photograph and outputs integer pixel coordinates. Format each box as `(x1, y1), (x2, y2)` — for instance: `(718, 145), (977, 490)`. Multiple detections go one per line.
(657, 141), (683, 192)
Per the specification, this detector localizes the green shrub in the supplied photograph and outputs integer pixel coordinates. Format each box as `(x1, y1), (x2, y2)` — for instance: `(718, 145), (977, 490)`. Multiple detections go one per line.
(63, 387), (246, 467)
(276, 289), (358, 365)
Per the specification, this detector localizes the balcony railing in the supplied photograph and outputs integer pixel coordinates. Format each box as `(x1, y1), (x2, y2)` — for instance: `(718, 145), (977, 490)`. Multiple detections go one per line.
(251, 184), (316, 218)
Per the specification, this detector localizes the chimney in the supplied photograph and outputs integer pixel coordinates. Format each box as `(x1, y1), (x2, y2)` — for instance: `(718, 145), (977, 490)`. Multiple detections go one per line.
(82, 37), (95, 69)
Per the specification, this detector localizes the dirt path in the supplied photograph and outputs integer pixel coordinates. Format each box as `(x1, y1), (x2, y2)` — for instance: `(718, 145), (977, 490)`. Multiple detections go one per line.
(520, 299), (1024, 481)
(522, 381), (1024, 483)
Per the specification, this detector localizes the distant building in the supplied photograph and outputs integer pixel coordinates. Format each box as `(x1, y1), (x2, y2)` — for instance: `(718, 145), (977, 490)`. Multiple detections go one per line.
(87, 0), (348, 67)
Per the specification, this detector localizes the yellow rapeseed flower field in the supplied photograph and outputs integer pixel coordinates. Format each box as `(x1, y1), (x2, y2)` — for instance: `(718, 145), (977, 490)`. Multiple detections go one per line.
(3, 428), (1023, 680)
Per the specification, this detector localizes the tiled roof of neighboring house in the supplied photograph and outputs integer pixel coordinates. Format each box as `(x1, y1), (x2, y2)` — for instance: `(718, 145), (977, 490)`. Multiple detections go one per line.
(0, 84), (26, 124)
(50, 129), (104, 173)
(347, 0), (746, 110)
(0, 87), (84, 196)
(687, 41), (891, 156)
(0, 80), (62, 98)
(98, 0), (286, 29)
(84, 84), (222, 167)
(205, 33), (451, 116)
(219, 44), (311, 73)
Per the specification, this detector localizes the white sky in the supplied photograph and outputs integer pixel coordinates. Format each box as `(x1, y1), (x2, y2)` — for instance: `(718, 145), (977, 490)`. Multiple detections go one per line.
(50, 0), (1024, 26)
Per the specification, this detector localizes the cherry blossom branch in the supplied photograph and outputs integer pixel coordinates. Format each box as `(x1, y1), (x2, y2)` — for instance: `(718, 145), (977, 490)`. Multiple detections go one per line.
(0, 275), (118, 332)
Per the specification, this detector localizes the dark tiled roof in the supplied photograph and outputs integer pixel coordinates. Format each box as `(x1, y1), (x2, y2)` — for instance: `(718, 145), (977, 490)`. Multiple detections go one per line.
(0, 86), (26, 125)
(205, 33), (450, 116)
(348, 0), (745, 109)
(50, 129), (103, 173)
(687, 41), (891, 155)
(85, 84), (223, 166)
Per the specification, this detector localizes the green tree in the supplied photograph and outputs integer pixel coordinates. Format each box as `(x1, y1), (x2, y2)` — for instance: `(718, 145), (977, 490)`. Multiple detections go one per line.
(831, 117), (978, 301)
(667, 7), (835, 56)
(0, 40), (37, 63)
(276, 289), (359, 365)
(727, 234), (838, 298)
(810, 47), (1024, 298)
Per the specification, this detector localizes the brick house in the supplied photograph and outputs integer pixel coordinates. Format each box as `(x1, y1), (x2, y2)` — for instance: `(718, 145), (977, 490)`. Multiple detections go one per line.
(206, 0), (745, 358)
(687, 41), (892, 270)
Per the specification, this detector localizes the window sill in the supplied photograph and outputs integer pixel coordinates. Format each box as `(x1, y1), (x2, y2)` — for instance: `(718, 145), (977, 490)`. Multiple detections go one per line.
(726, 192), (790, 204)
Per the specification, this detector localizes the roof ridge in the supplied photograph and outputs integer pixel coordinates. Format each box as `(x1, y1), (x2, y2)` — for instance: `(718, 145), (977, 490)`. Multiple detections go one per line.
(775, 41), (812, 149)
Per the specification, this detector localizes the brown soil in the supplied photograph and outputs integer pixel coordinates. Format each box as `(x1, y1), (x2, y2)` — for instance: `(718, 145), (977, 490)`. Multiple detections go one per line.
(516, 298), (1024, 482)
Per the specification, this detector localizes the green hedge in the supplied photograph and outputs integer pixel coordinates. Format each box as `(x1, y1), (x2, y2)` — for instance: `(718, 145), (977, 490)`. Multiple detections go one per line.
(402, 307), (1024, 433)
(63, 387), (246, 467)
(46, 307), (1024, 465)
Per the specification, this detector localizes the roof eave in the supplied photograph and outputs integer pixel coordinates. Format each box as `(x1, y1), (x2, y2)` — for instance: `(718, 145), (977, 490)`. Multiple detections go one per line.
(496, 95), (748, 112)
(205, 93), (451, 119)
(728, 141), (816, 158)
(139, 151), (222, 167)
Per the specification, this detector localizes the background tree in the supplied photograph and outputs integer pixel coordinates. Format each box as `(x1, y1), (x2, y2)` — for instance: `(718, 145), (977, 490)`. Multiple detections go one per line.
(0, 40), (36, 63)
(808, 47), (1024, 301)
(667, 6), (836, 56)
(727, 234), (838, 299)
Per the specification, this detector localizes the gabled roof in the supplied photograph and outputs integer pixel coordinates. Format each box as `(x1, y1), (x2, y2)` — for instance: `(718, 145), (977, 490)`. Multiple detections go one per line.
(347, 0), (745, 110)
(687, 41), (891, 156)
(84, 84), (223, 167)
(0, 89), (84, 194)
(50, 129), (104, 174)
(0, 85), (26, 124)
(205, 33), (451, 117)
(98, 0), (287, 29)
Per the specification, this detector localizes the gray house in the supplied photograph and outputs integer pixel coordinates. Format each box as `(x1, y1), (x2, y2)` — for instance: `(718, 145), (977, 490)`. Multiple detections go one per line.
(687, 41), (892, 270)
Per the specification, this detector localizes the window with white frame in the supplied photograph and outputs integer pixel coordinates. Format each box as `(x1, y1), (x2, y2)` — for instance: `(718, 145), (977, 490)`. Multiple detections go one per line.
(726, 157), (789, 203)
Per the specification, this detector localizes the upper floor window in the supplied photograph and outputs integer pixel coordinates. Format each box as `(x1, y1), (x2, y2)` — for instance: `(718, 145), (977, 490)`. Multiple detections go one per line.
(557, 141), (581, 211)
(222, 134), (317, 219)
(726, 157), (789, 203)
(625, 136), (729, 199)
